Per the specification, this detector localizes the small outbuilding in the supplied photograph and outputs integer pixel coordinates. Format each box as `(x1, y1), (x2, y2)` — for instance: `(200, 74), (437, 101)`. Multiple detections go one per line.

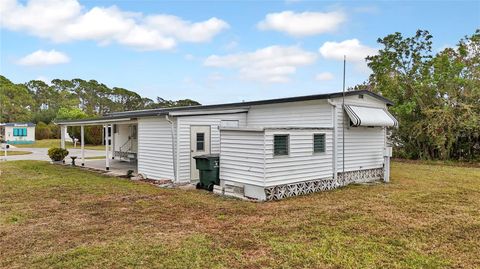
(0, 123), (36, 145)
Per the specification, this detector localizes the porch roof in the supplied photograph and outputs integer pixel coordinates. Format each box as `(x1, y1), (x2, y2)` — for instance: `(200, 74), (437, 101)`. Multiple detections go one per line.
(54, 117), (136, 126)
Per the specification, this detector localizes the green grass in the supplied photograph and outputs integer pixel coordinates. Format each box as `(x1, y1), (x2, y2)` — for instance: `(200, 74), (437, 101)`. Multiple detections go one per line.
(15, 139), (104, 150)
(3, 150), (32, 156)
(0, 161), (479, 268)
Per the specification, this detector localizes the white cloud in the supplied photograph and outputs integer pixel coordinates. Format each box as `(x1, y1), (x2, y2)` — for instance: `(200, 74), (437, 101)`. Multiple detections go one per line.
(17, 50), (70, 66)
(117, 25), (176, 51)
(145, 15), (229, 43)
(0, 0), (82, 41)
(319, 39), (377, 62)
(315, 72), (334, 81)
(257, 10), (346, 37)
(319, 39), (378, 73)
(0, 0), (229, 50)
(204, 45), (316, 83)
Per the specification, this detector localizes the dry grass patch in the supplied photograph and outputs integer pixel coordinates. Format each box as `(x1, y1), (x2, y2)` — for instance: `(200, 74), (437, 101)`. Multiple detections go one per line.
(0, 161), (479, 268)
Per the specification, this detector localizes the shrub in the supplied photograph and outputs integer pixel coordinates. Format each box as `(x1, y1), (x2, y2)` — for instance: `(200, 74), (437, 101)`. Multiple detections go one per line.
(48, 123), (60, 139)
(67, 125), (103, 145)
(35, 122), (61, 140)
(85, 125), (103, 145)
(48, 147), (69, 161)
(35, 122), (52, 140)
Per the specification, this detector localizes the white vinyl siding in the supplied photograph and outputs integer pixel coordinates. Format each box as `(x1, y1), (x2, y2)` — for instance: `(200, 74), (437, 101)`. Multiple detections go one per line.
(264, 129), (333, 187)
(247, 100), (333, 127)
(137, 117), (175, 180)
(220, 130), (265, 186)
(113, 124), (133, 152)
(220, 128), (334, 188)
(333, 95), (387, 172)
(176, 113), (247, 182)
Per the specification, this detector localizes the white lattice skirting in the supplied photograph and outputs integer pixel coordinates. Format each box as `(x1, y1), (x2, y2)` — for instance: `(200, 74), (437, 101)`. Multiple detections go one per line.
(264, 168), (384, 200)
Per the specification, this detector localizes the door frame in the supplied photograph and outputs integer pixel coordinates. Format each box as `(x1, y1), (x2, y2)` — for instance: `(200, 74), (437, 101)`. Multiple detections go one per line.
(189, 125), (212, 180)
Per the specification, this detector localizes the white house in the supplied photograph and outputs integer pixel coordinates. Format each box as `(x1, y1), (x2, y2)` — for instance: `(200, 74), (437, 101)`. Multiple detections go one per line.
(56, 90), (397, 200)
(0, 123), (36, 145)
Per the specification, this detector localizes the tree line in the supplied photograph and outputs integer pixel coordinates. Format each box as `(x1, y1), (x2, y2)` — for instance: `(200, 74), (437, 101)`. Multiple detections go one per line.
(0, 76), (200, 142)
(361, 29), (479, 161)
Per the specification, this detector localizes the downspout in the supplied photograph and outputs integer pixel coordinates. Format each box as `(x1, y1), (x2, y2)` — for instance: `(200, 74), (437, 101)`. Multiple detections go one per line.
(327, 99), (337, 180)
(165, 114), (177, 182)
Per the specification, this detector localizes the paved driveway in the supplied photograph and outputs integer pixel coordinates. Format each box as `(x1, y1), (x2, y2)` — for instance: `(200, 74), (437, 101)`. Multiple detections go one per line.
(2, 148), (105, 161)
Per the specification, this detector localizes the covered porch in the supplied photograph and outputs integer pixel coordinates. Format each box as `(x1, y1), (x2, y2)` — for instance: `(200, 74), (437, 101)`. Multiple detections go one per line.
(57, 117), (138, 172)
(82, 158), (137, 177)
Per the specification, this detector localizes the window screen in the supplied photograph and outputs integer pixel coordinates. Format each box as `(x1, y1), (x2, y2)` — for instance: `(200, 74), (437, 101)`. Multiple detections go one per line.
(196, 133), (205, 151)
(274, 134), (289, 156)
(313, 133), (326, 153)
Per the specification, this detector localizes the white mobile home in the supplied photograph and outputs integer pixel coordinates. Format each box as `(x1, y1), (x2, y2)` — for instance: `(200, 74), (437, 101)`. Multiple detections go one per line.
(57, 90), (397, 200)
(0, 123), (36, 145)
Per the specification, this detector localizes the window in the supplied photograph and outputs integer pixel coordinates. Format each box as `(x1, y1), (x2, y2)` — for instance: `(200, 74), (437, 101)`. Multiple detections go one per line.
(13, 128), (27, 137)
(196, 133), (205, 151)
(274, 134), (289, 156)
(313, 133), (326, 153)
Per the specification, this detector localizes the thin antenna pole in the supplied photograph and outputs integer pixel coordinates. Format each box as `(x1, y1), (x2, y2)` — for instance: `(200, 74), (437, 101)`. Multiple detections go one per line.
(342, 55), (346, 178)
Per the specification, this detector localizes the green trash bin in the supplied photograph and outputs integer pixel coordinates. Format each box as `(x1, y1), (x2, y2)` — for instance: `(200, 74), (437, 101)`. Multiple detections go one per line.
(193, 154), (220, 191)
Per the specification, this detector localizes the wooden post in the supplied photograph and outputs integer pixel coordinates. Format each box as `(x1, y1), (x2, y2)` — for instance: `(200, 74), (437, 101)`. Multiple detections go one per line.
(81, 125), (85, 166)
(384, 146), (392, 183)
(111, 125), (115, 159)
(104, 125), (109, 170)
(60, 125), (66, 149)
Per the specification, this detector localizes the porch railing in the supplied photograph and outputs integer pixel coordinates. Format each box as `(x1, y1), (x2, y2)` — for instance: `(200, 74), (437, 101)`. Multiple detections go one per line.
(115, 138), (137, 162)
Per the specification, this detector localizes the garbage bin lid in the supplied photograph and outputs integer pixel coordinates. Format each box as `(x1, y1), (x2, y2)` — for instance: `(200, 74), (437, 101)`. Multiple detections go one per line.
(193, 153), (219, 159)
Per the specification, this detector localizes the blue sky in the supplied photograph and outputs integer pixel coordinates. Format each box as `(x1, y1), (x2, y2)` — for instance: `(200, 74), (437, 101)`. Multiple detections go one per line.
(1, 0), (479, 105)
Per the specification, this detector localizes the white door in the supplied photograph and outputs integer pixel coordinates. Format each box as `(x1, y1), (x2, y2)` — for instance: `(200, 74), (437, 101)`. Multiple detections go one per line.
(190, 125), (211, 180)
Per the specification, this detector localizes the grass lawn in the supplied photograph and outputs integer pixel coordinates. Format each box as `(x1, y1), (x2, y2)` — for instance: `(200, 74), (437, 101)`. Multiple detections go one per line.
(0, 161), (479, 268)
(2, 150), (32, 156)
(15, 139), (105, 150)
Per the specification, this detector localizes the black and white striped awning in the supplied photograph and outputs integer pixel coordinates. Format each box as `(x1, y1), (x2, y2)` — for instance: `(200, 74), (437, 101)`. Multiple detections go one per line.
(344, 105), (398, 127)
